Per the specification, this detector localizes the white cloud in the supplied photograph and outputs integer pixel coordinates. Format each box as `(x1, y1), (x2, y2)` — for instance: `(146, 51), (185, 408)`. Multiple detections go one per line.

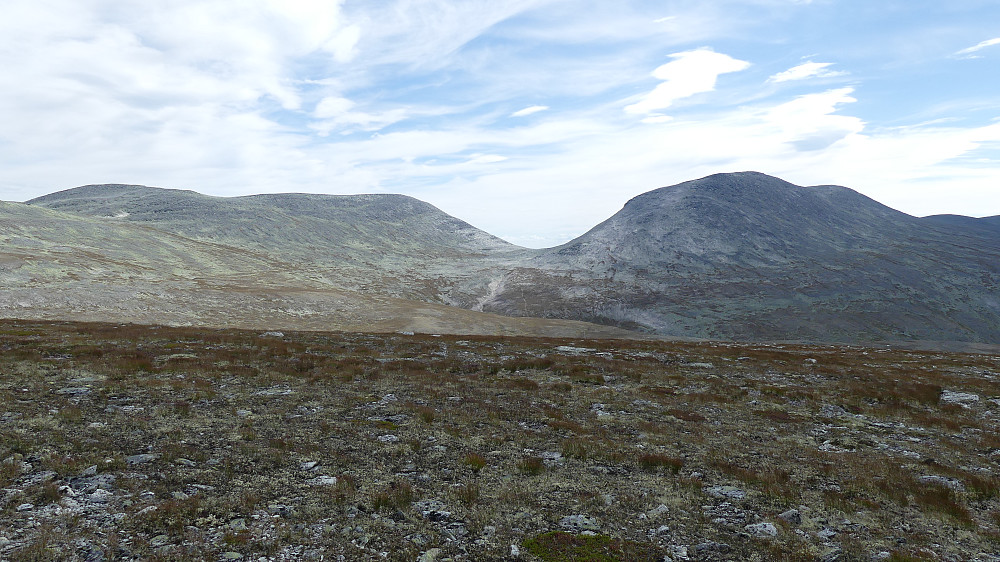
(466, 154), (508, 164)
(310, 99), (409, 135)
(765, 88), (863, 150)
(769, 61), (846, 83)
(956, 37), (1000, 57)
(314, 97), (355, 118)
(511, 105), (549, 117)
(0, 0), (998, 249)
(350, 0), (547, 67)
(625, 48), (750, 115)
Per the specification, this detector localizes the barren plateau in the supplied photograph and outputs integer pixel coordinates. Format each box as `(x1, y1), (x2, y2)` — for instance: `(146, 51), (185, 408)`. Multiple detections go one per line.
(2, 321), (1000, 561)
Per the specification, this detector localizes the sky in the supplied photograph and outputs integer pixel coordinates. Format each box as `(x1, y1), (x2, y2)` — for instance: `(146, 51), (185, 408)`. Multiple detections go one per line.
(1, 0), (999, 248)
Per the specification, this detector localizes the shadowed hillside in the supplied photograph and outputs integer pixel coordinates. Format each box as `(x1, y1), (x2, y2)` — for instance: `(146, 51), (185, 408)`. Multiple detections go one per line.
(477, 173), (1000, 343)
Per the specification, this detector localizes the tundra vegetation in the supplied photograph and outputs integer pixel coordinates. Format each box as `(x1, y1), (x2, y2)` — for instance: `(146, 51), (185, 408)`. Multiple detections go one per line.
(1, 320), (999, 561)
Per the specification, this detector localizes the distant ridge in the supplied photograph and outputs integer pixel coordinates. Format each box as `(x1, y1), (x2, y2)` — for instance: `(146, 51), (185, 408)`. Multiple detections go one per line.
(7, 172), (1000, 345)
(921, 213), (1000, 236)
(29, 184), (514, 255)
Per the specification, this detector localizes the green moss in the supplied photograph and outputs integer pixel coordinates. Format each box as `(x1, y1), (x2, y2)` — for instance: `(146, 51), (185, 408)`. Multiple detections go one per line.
(522, 531), (660, 562)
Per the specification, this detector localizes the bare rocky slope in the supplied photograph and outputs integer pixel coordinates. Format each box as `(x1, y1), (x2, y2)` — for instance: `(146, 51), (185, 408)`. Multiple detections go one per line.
(25, 184), (522, 301)
(476, 173), (1000, 344)
(11, 172), (1000, 345)
(0, 199), (625, 339)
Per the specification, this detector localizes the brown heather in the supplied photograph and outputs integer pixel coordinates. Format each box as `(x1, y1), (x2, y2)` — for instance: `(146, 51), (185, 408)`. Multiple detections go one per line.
(0, 320), (998, 560)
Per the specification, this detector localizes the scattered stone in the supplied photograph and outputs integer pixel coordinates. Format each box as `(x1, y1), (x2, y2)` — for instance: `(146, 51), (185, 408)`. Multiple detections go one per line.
(255, 387), (293, 396)
(705, 485), (747, 500)
(408, 533), (431, 546)
(745, 522), (778, 537)
(817, 528), (838, 540)
(16, 503), (34, 512)
(222, 552), (243, 560)
(74, 472), (116, 493)
(647, 504), (669, 518)
(819, 440), (855, 453)
(88, 489), (114, 503)
(155, 353), (198, 363)
(300, 461), (319, 471)
(668, 545), (690, 560)
(150, 535), (171, 548)
(125, 453), (159, 465)
(559, 514), (601, 532)
(377, 434), (399, 443)
(918, 475), (965, 491)
(260, 331), (284, 338)
(307, 476), (338, 486)
(418, 547), (442, 562)
(819, 548), (844, 562)
(555, 346), (595, 354)
(81, 465), (98, 477)
(414, 499), (452, 522)
(685, 362), (714, 369)
(540, 451), (564, 467)
(820, 404), (851, 418)
(172, 491), (190, 500)
(804, 358), (818, 365)
(940, 390), (980, 407)
(56, 386), (90, 396)
(510, 544), (521, 557)
(175, 458), (197, 467)
(267, 504), (293, 517)
(778, 508), (802, 526)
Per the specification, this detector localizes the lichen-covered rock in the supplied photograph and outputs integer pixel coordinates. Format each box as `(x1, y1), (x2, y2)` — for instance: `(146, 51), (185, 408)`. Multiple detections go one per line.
(745, 522), (778, 537)
(940, 390), (980, 406)
(559, 514), (601, 532)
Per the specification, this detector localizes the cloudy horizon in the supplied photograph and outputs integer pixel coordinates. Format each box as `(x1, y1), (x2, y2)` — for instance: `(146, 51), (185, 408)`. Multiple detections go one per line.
(2, 0), (999, 247)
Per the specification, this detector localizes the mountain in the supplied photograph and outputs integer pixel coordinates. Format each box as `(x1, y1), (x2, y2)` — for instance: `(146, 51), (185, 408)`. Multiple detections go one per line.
(28, 184), (512, 257)
(27, 184), (520, 300)
(0, 198), (626, 339)
(7, 172), (1000, 345)
(473, 172), (1000, 343)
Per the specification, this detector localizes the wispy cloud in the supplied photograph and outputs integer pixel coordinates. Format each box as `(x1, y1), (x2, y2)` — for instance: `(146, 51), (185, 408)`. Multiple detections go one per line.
(625, 48), (750, 115)
(310, 96), (409, 135)
(511, 105), (549, 117)
(0, 0), (998, 247)
(956, 37), (1000, 57)
(769, 61), (846, 83)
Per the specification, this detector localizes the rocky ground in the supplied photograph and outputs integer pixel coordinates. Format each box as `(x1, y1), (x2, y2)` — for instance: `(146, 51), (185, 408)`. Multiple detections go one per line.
(1, 320), (1000, 561)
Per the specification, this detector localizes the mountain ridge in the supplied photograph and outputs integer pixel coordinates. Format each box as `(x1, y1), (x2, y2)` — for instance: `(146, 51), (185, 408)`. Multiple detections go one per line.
(9, 172), (1000, 345)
